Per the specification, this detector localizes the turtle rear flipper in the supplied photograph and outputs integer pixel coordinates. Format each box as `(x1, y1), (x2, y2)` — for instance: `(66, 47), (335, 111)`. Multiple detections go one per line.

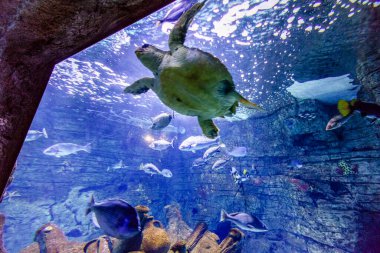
(235, 92), (264, 111)
(198, 117), (219, 139)
(124, 78), (154, 95)
(169, 1), (206, 52)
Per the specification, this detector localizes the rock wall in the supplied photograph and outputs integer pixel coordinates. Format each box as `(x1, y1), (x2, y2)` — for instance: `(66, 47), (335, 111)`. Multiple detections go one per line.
(0, 0), (174, 202)
(171, 100), (380, 252)
(1, 95), (379, 252)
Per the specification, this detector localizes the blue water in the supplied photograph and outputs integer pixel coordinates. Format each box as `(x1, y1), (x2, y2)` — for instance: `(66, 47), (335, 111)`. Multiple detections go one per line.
(1, 0), (380, 252)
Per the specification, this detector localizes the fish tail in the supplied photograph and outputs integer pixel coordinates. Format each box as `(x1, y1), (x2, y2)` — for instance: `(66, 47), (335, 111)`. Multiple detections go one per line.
(236, 93), (264, 111)
(338, 99), (353, 117)
(85, 194), (95, 216)
(219, 143), (228, 153)
(42, 128), (48, 138)
(171, 139), (175, 148)
(220, 209), (227, 222)
(83, 143), (92, 153)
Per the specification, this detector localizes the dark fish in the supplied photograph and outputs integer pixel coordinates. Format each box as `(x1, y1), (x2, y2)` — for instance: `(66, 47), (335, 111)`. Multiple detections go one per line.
(220, 210), (268, 232)
(157, 0), (197, 26)
(338, 99), (380, 119)
(86, 195), (141, 239)
(151, 112), (173, 130)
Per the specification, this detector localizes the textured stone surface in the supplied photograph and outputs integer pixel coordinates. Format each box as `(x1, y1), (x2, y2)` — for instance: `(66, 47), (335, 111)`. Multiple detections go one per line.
(1, 95), (379, 252)
(0, 0), (174, 201)
(165, 204), (193, 244)
(0, 214), (6, 253)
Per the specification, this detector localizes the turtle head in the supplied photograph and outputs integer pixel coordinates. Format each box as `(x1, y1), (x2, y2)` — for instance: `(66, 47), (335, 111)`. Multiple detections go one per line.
(135, 44), (164, 73)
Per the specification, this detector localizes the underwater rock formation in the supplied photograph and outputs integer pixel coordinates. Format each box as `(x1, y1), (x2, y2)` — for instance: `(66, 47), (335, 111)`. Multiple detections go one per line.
(356, 8), (380, 103)
(19, 205), (244, 253)
(0, 214), (6, 253)
(164, 204), (193, 244)
(20, 223), (85, 253)
(0, 0), (175, 203)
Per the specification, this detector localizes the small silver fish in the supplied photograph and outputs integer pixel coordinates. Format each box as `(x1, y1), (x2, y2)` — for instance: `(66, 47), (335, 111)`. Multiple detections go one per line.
(192, 157), (206, 167)
(225, 146), (247, 157)
(160, 169), (173, 178)
(149, 139), (174, 151)
(139, 163), (161, 176)
(203, 145), (223, 160)
(107, 160), (125, 171)
(43, 143), (91, 157)
(161, 125), (186, 135)
(179, 135), (220, 153)
(212, 158), (230, 170)
(25, 128), (48, 142)
(86, 195), (141, 239)
(151, 112), (173, 130)
(156, 0), (197, 26)
(220, 210), (268, 233)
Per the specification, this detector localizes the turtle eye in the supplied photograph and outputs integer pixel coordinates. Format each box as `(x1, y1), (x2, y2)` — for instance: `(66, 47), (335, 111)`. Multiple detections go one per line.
(142, 44), (150, 49)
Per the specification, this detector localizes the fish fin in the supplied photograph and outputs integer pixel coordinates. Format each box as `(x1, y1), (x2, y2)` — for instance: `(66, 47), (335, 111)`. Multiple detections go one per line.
(170, 139), (174, 148)
(338, 99), (352, 117)
(172, 111), (175, 119)
(42, 128), (48, 138)
(236, 93), (264, 111)
(92, 213), (100, 228)
(85, 195), (95, 216)
(192, 150), (196, 153)
(83, 239), (99, 253)
(220, 209), (227, 222)
(84, 143), (92, 153)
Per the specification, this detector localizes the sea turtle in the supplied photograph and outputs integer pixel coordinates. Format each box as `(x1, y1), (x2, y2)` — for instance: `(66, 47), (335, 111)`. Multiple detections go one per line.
(124, 1), (262, 138)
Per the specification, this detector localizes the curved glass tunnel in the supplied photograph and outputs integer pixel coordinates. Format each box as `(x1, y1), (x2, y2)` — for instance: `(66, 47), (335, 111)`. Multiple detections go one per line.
(0, 0), (380, 252)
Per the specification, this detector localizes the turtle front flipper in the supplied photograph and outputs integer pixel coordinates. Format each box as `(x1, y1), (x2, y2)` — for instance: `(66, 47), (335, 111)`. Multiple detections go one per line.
(124, 78), (154, 95)
(198, 117), (219, 139)
(169, 1), (206, 52)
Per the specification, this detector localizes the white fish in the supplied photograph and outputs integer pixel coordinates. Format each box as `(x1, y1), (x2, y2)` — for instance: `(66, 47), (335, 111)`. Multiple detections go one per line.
(149, 139), (174, 151)
(286, 74), (359, 104)
(161, 125), (186, 135)
(43, 143), (91, 157)
(179, 136), (220, 153)
(160, 169), (173, 178)
(25, 128), (48, 142)
(225, 146), (247, 157)
(220, 210), (268, 233)
(3, 191), (21, 202)
(151, 112), (173, 130)
(192, 157), (206, 168)
(212, 158), (230, 170)
(203, 145), (223, 160)
(107, 160), (125, 171)
(139, 163), (161, 176)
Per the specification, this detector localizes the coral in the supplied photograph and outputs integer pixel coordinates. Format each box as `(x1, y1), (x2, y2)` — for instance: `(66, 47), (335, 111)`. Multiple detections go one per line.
(135, 205), (151, 228)
(19, 205), (244, 253)
(337, 160), (359, 176)
(186, 222), (208, 251)
(170, 240), (187, 253)
(141, 220), (171, 253)
(20, 223), (86, 253)
(219, 228), (244, 253)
